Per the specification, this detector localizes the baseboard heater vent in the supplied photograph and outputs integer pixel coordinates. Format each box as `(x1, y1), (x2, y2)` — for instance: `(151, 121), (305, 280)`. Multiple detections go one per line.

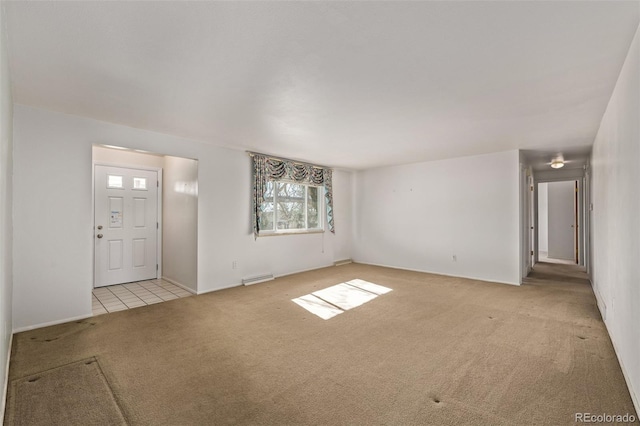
(242, 274), (274, 286)
(334, 259), (353, 266)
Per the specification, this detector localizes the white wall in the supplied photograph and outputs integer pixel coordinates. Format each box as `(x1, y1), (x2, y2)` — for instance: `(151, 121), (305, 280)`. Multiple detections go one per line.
(591, 24), (640, 413)
(547, 180), (575, 260)
(0, 3), (13, 419)
(352, 150), (521, 285)
(162, 155), (198, 292)
(12, 106), (353, 330)
(538, 183), (548, 252)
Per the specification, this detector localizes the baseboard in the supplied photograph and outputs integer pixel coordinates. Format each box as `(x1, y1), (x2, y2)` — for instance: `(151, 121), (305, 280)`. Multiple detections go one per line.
(12, 313), (93, 334)
(591, 281), (639, 416)
(354, 260), (520, 286)
(161, 276), (196, 294)
(606, 325), (640, 417)
(276, 264), (335, 279)
(591, 282), (607, 321)
(196, 282), (242, 295)
(1, 333), (12, 426)
(334, 259), (353, 266)
(242, 274), (274, 286)
(197, 264), (341, 295)
(201, 262), (438, 295)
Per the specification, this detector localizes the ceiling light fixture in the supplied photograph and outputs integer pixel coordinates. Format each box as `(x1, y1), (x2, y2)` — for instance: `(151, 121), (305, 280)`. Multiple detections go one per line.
(550, 159), (565, 169)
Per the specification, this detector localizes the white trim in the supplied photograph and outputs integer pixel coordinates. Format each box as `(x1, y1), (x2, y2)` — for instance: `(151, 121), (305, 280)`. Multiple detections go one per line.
(12, 314), (93, 334)
(199, 261), (506, 297)
(592, 282), (607, 322)
(354, 261), (521, 286)
(610, 335), (640, 416)
(532, 178), (584, 268)
(534, 168), (585, 183)
(195, 264), (336, 295)
(93, 161), (161, 172)
(196, 282), (242, 295)
(242, 274), (274, 286)
(593, 284), (639, 415)
(533, 180), (539, 265)
(157, 168), (163, 278)
(276, 264), (334, 279)
(259, 180), (324, 235)
(519, 163), (528, 282)
(161, 276), (196, 294)
(258, 229), (324, 237)
(1, 333), (13, 425)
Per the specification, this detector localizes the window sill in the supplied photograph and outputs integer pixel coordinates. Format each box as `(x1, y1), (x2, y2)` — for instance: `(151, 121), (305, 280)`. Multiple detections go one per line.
(258, 229), (325, 237)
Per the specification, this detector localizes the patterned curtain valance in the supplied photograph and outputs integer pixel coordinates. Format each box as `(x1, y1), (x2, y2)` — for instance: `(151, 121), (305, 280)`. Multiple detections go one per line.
(264, 158), (326, 184)
(251, 153), (334, 237)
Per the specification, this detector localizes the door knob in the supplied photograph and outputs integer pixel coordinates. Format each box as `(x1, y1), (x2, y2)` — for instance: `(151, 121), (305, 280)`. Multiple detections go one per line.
(97, 234), (103, 239)
(97, 225), (103, 230)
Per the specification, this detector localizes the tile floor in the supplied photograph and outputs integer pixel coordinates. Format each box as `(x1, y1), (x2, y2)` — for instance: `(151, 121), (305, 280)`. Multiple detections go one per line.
(92, 279), (193, 316)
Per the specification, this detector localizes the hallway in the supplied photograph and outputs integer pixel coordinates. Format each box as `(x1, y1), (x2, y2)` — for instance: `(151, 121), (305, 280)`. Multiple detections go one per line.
(524, 261), (590, 288)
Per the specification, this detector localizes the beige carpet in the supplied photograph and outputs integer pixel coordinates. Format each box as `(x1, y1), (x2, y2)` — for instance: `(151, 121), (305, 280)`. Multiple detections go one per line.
(6, 357), (126, 426)
(5, 263), (638, 425)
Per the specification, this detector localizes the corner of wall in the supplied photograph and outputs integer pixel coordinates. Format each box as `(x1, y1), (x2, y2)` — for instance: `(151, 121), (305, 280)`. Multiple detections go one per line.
(0, 1), (14, 421)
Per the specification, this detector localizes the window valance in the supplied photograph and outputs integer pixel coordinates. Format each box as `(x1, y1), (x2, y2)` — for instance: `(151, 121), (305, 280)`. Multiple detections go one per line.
(251, 153), (334, 237)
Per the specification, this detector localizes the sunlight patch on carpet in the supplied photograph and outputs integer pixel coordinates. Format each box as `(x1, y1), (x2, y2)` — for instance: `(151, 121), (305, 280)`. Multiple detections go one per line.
(292, 279), (392, 320)
(345, 279), (393, 295)
(291, 294), (344, 320)
(312, 283), (377, 310)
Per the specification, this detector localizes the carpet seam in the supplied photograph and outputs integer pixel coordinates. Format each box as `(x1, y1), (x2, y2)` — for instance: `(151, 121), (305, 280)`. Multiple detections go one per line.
(309, 293), (345, 312)
(6, 355), (131, 425)
(343, 281), (383, 296)
(93, 355), (131, 425)
(10, 356), (99, 382)
(7, 356), (130, 426)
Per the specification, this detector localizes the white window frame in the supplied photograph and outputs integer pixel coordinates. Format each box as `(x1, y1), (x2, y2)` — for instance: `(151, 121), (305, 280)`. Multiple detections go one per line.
(259, 179), (324, 236)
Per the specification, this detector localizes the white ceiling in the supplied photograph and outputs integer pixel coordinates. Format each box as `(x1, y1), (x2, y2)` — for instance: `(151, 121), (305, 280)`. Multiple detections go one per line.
(4, 1), (639, 170)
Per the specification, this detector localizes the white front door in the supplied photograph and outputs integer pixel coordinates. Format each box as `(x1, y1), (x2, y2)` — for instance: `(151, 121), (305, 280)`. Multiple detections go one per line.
(95, 165), (159, 287)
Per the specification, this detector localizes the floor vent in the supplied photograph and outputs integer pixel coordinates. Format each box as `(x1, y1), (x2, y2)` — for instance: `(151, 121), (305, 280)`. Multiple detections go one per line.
(242, 274), (274, 286)
(334, 259), (353, 266)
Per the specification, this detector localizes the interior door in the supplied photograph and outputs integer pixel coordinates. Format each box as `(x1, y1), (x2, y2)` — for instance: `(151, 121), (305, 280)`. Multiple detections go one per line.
(547, 180), (576, 261)
(529, 175), (535, 269)
(95, 165), (158, 287)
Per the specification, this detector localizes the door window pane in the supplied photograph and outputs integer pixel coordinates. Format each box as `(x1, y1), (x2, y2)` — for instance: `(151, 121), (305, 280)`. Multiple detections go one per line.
(133, 177), (147, 190)
(107, 175), (123, 189)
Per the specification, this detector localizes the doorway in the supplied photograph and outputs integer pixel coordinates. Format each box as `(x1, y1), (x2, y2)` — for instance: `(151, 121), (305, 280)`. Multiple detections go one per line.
(94, 165), (160, 287)
(537, 180), (578, 264)
(92, 145), (199, 314)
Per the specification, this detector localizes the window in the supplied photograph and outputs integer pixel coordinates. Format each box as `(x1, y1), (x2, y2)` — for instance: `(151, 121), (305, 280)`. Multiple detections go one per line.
(250, 152), (334, 237)
(260, 181), (322, 234)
